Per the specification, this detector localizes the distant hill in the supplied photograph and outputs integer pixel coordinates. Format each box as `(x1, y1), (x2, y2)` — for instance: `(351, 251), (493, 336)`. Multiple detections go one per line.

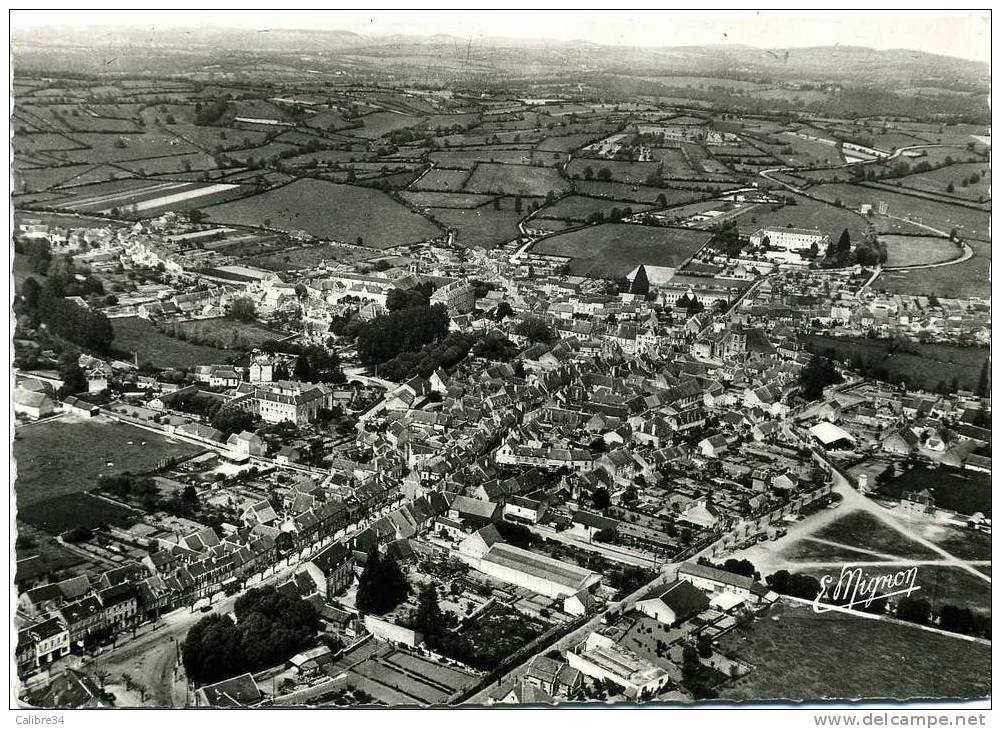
(11, 25), (989, 89)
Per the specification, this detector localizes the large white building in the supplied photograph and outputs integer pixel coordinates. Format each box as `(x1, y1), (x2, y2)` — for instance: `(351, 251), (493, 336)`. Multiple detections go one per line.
(750, 227), (829, 252)
(430, 279), (476, 315)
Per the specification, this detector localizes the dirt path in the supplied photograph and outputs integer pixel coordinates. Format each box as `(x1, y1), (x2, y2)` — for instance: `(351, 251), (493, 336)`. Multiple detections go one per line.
(729, 468), (991, 586)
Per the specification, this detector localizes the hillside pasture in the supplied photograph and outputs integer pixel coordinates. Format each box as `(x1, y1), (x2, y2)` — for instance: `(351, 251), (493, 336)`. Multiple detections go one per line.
(203, 178), (442, 248)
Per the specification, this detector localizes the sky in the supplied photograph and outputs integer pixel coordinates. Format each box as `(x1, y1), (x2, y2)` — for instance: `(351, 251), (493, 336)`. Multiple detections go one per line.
(10, 9), (991, 64)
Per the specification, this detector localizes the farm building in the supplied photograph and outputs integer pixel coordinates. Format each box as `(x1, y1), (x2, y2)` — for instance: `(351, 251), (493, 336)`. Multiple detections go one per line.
(460, 530), (601, 599)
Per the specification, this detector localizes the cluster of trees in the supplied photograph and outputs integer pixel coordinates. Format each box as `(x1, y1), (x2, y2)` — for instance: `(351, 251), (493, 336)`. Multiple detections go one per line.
(292, 345), (345, 384)
(821, 228), (886, 268)
(228, 297), (257, 322)
(99, 472), (203, 518)
(355, 547), (410, 615)
(581, 166), (613, 181)
(711, 221), (743, 257)
(20, 280), (114, 354)
(798, 354), (844, 401)
(182, 587), (319, 685)
(514, 317), (555, 344)
(377, 332), (473, 383)
(895, 596), (990, 638)
(765, 570), (822, 599)
(471, 333), (519, 362)
(99, 474), (162, 511)
(494, 521), (538, 549)
(681, 643), (719, 699)
(356, 304), (450, 366)
(193, 99), (230, 126)
(386, 283), (434, 311)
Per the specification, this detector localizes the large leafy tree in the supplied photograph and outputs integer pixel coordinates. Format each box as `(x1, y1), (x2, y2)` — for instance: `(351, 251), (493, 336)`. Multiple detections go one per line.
(356, 547), (411, 615)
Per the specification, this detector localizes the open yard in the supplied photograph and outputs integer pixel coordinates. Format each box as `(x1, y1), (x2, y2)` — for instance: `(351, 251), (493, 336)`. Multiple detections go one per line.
(533, 222), (711, 278)
(203, 178), (442, 248)
(112, 316), (234, 368)
(14, 416), (202, 508)
(879, 234), (962, 267)
(812, 511), (939, 560)
(718, 600), (991, 701)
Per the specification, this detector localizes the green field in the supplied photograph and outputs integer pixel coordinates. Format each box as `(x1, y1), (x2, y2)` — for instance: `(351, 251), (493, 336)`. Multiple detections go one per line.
(879, 234), (961, 267)
(112, 316), (233, 368)
(893, 163), (990, 202)
(429, 198), (540, 249)
(718, 601), (991, 701)
(204, 178), (442, 248)
(462, 162), (570, 196)
(804, 335), (989, 392)
(876, 466), (991, 518)
(167, 317), (283, 350)
(14, 416), (202, 508)
(873, 259), (990, 299)
(536, 194), (653, 222)
(533, 222), (711, 278)
(243, 242), (376, 271)
(566, 158), (661, 184)
(400, 191), (497, 209)
(810, 183), (990, 242)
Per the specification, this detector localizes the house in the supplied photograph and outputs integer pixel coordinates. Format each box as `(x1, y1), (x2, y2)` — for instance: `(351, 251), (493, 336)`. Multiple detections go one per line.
(59, 596), (105, 646)
(523, 655), (583, 699)
(771, 472), (800, 492)
(900, 489), (935, 516)
(503, 495), (548, 524)
(13, 388), (56, 419)
(22, 617), (70, 668)
(447, 495), (502, 530)
(241, 499), (278, 526)
(882, 427), (919, 455)
(678, 562), (773, 604)
(227, 430), (265, 458)
(486, 680), (556, 706)
(99, 584), (138, 629)
(698, 434), (729, 458)
(635, 579), (711, 625)
(568, 510), (620, 541)
(299, 542), (354, 598)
